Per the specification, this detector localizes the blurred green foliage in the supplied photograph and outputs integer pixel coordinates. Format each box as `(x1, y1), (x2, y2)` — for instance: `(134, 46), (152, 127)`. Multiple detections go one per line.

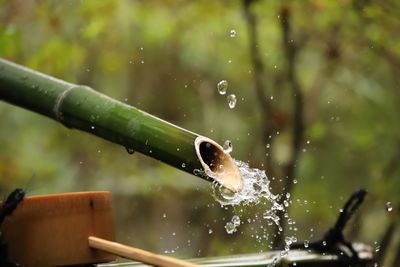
(1, 0), (399, 264)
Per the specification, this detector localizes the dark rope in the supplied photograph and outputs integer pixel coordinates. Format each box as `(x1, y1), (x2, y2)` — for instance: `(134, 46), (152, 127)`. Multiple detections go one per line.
(291, 188), (367, 262)
(0, 188), (26, 267)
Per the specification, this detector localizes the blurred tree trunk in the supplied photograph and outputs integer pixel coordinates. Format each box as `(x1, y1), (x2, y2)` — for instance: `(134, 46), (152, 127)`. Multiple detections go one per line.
(243, 0), (277, 179)
(374, 49), (400, 267)
(278, 5), (305, 248)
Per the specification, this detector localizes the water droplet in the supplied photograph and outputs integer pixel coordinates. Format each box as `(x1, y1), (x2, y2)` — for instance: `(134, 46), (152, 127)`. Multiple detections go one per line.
(91, 126), (95, 130)
(386, 202), (393, 212)
(163, 213), (167, 218)
(193, 169), (202, 176)
(285, 236), (297, 247)
(232, 215), (241, 226)
(227, 94), (237, 109)
(225, 222), (236, 234)
(126, 147), (135, 154)
(172, 232), (176, 236)
(225, 215), (241, 234)
(141, 60), (144, 64)
(283, 200), (289, 207)
(181, 163), (186, 168)
(304, 240), (309, 248)
(230, 29), (237, 37)
(293, 179), (298, 184)
(217, 80), (228, 95)
(208, 229), (213, 234)
(322, 241), (327, 246)
(223, 140), (233, 154)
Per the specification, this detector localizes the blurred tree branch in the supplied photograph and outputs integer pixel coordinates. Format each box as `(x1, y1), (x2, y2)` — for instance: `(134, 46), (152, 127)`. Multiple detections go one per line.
(279, 5), (304, 213)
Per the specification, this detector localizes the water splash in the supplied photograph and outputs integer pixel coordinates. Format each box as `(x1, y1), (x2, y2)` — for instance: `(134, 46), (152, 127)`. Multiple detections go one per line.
(212, 159), (297, 262)
(212, 160), (281, 208)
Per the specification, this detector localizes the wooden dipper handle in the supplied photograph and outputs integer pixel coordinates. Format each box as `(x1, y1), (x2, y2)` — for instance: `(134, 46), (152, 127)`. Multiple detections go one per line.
(89, 236), (199, 267)
(1, 191), (116, 267)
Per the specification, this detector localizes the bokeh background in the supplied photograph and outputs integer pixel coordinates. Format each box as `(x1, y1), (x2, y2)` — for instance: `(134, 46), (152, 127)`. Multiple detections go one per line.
(1, 0), (399, 266)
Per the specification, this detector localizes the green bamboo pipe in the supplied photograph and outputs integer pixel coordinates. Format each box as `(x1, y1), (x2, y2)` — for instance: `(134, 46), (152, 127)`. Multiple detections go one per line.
(0, 59), (242, 191)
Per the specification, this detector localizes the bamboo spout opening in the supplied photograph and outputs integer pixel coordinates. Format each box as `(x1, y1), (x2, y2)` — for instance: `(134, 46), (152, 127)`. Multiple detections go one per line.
(195, 136), (243, 192)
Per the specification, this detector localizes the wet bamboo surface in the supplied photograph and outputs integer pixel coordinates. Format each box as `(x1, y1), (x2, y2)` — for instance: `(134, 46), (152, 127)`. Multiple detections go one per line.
(99, 247), (374, 267)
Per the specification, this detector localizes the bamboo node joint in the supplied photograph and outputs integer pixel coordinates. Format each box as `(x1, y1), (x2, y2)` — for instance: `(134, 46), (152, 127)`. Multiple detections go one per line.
(53, 85), (79, 123)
